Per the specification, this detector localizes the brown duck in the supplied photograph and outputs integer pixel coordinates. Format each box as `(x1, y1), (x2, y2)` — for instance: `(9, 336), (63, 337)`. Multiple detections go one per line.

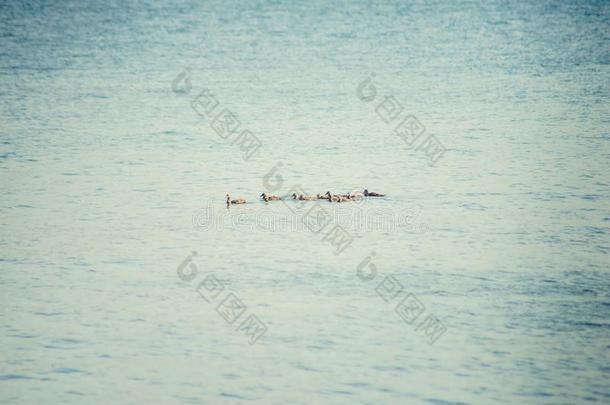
(261, 193), (282, 202)
(226, 194), (246, 205)
(292, 193), (317, 201)
(325, 191), (349, 202)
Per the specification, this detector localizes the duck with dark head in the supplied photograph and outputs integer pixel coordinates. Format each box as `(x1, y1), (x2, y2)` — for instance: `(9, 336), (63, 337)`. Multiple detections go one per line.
(291, 193), (317, 201)
(260, 193), (281, 202)
(364, 189), (385, 197)
(325, 191), (347, 202)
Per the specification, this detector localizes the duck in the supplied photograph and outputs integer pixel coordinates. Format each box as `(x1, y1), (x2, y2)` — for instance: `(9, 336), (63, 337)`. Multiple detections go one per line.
(226, 194), (246, 205)
(260, 193), (281, 202)
(317, 193), (330, 201)
(349, 191), (364, 201)
(337, 194), (352, 202)
(299, 194), (318, 201)
(325, 191), (345, 202)
(291, 193), (309, 200)
(290, 192), (317, 201)
(364, 189), (385, 197)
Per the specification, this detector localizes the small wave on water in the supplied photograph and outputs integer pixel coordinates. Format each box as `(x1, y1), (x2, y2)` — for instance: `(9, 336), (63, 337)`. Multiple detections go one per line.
(0, 374), (33, 381)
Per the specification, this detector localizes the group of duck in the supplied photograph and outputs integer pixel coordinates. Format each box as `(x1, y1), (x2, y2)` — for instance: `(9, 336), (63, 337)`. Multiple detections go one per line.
(226, 189), (385, 206)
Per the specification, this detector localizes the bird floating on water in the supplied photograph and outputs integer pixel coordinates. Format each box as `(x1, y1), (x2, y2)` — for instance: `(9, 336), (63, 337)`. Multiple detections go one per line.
(325, 191), (352, 202)
(292, 193), (317, 201)
(260, 193), (282, 202)
(226, 193), (246, 206)
(224, 188), (386, 205)
(364, 189), (385, 197)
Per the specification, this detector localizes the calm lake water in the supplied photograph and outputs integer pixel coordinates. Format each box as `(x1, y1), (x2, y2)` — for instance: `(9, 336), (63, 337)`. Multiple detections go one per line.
(1, 0), (609, 403)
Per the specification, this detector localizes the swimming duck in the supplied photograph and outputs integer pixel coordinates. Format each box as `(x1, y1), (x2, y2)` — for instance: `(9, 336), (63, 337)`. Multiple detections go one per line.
(349, 191), (364, 201)
(260, 193), (281, 202)
(364, 189), (385, 197)
(325, 191), (344, 202)
(337, 194), (352, 202)
(226, 194), (246, 205)
(317, 193), (330, 201)
(290, 193), (317, 201)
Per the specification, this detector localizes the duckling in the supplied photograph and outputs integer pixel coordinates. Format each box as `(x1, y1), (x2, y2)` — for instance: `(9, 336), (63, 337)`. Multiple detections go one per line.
(290, 192), (317, 201)
(260, 193), (281, 202)
(325, 191), (341, 202)
(337, 194), (352, 202)
(364, 189), (385, 197)
(349, 191), (364, 201)
(226, 194), (246, 206)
